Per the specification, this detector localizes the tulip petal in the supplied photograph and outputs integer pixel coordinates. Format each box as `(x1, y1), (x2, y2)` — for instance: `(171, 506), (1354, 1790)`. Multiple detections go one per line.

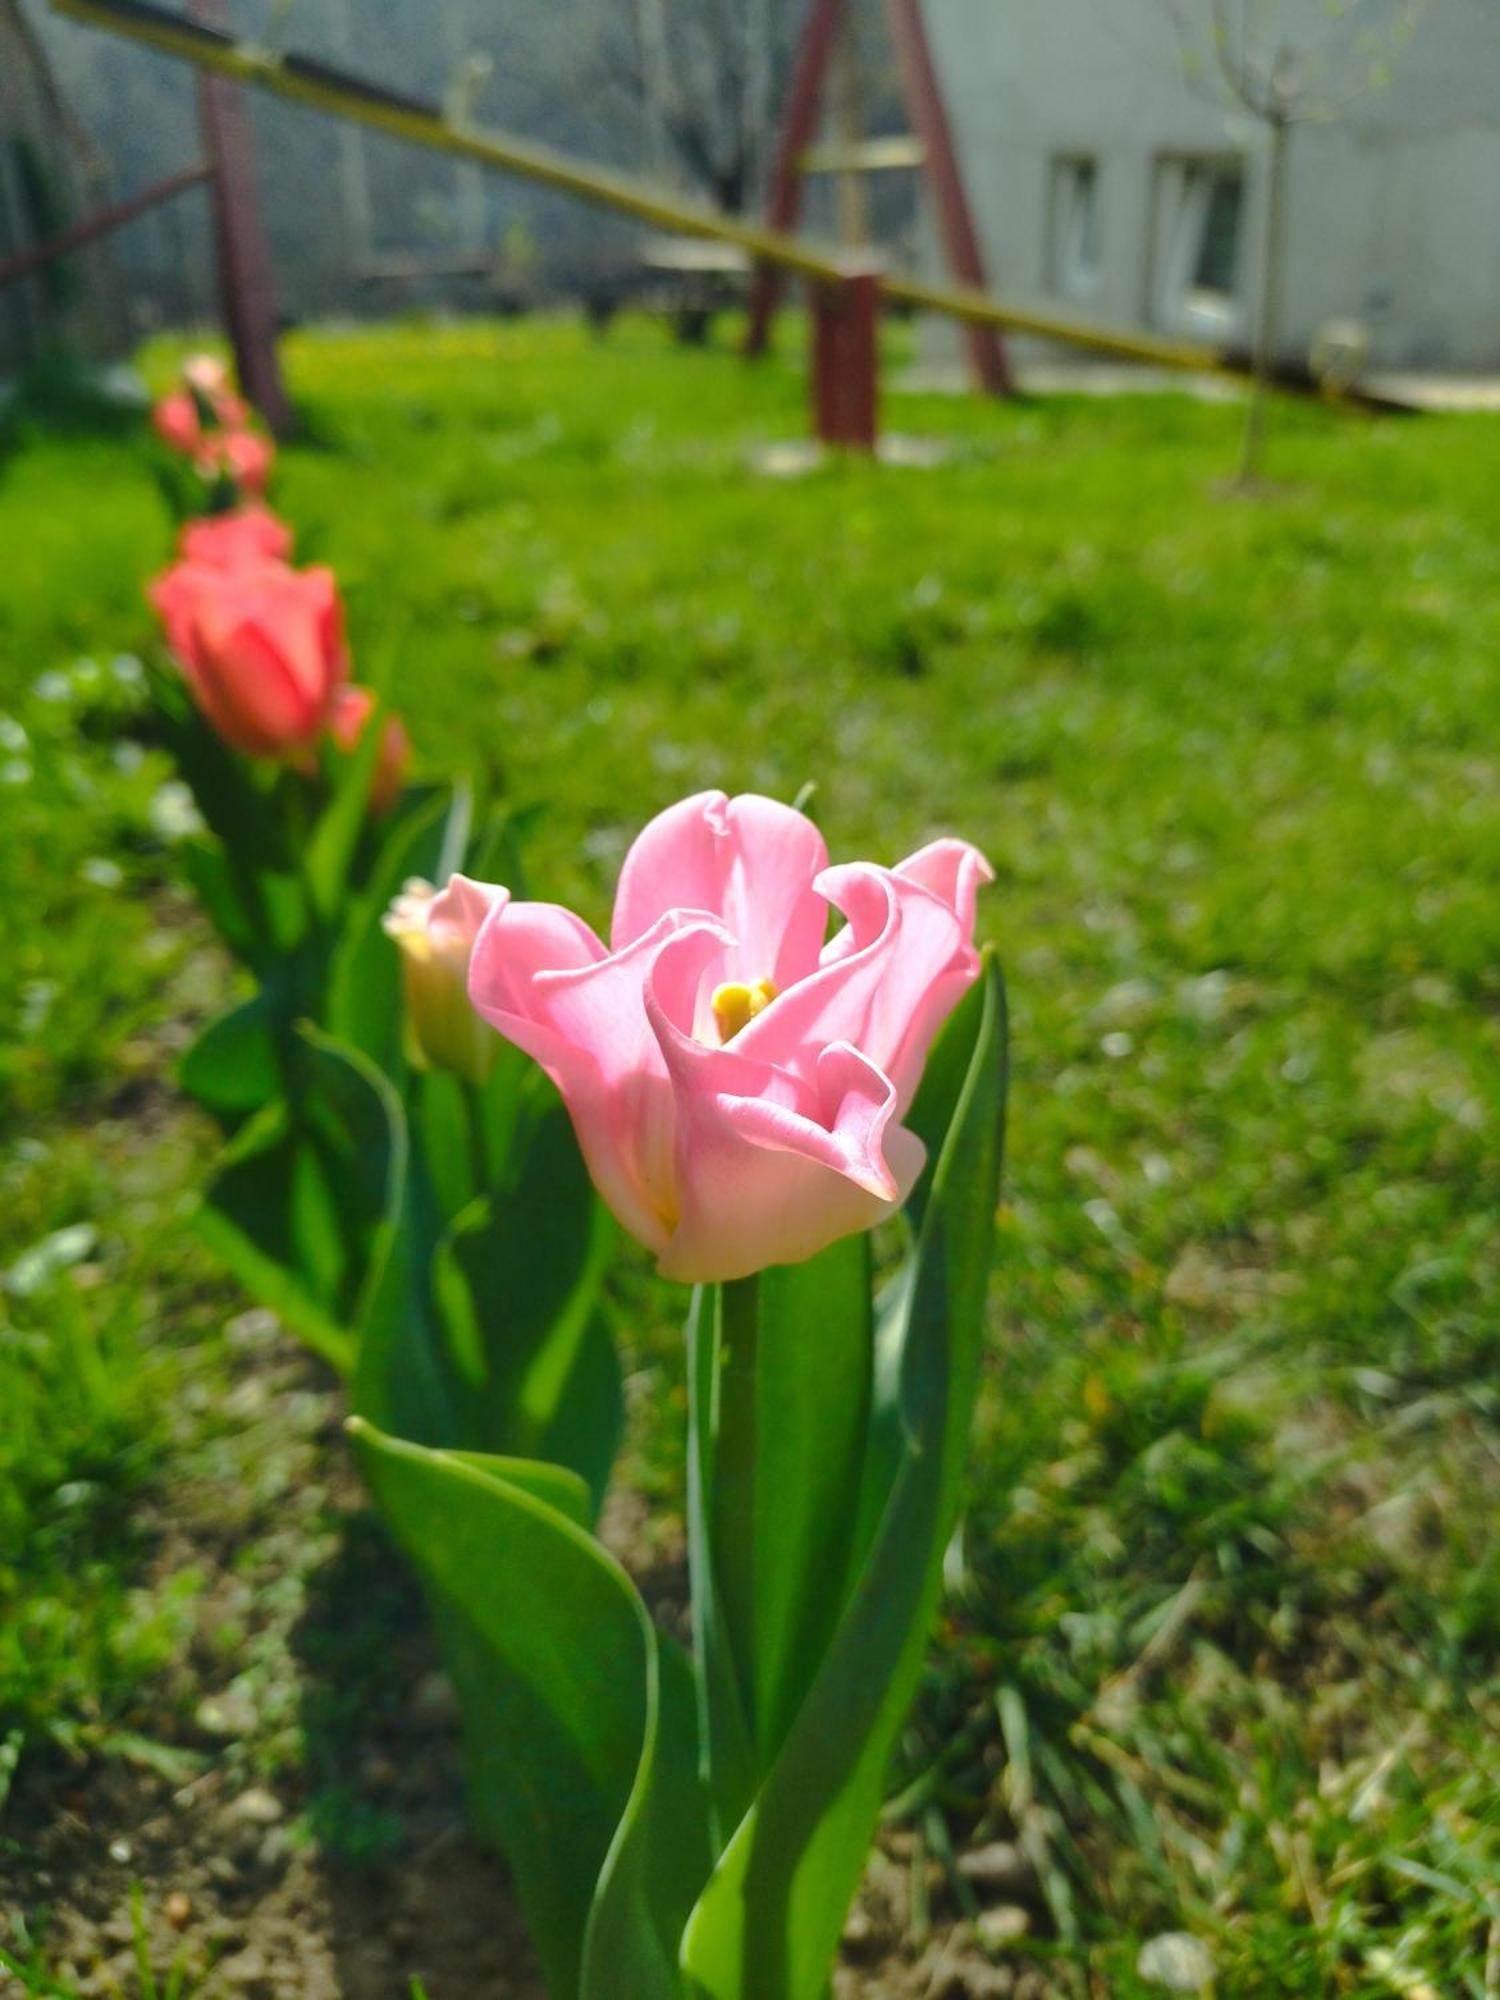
(646, 965), (923, 1281)
(428, 874), (509, 959)
(193, 609), (322, 756)
(653, 1039), (923, 1284)
(150, 559), (346, 758)
(610, 789), (828, 989)
(470, 905), (728, 1253)
(737, 861), (979, 1106)
(893, 837), (995, 938)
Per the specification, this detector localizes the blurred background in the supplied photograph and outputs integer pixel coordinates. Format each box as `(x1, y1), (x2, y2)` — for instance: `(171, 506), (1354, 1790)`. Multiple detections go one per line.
(2, 4), (1498, 1999)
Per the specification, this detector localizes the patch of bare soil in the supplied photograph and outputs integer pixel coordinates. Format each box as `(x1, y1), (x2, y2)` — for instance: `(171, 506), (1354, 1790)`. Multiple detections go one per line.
(1, 1313), (1052, 2000)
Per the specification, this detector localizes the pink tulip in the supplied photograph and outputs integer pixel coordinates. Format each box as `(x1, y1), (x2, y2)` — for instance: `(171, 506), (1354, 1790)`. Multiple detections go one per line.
(153, 391), (202, 456)
(182, 354), (250, 429)
(179, 505), (293, 569)
(182, 352), (230, 400)
(150, 557), (348, 760)
(327, 683), (410, 815)
(199, 429), (274, 496)
(465, 790), (992, 1282)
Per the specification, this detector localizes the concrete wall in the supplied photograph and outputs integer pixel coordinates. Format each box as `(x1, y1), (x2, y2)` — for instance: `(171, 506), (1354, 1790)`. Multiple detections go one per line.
(921, 0), (1500, 374)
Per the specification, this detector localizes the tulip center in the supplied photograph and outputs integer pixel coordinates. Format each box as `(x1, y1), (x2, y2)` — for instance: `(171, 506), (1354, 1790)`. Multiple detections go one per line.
(710, 977), (778, 1044)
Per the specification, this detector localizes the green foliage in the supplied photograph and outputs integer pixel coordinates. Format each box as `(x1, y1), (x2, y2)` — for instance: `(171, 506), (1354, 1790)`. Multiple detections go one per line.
(351, 956), (1006, 2000)
(3, 320), (1498, 1990)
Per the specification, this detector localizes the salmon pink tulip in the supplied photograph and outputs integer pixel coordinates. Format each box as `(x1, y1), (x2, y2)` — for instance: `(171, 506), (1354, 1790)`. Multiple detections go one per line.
(383, 876), (504, 1085)
(179, 505), (293, 569)
(464, 790), (992, 1282)
(327, 683), (410, 815)
(153, 390), (202, 456)
(150, 557), (348, 760)
(199, 429), (274, 495)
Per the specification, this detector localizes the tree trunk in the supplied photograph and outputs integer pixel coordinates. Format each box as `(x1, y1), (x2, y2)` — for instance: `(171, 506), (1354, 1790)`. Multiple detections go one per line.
(1238, 108), (1289, 487)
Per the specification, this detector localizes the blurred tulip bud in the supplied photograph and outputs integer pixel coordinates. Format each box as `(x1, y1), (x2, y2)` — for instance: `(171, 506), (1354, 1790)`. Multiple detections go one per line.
(327, 683), (410, 816)
(153, 391), (202, 456)
(150, 557), (348, 760)
(382, 875), (507, 1086)
(199, 429), (274, 496)
(178, 505), (293, 569)
(182, 353), (250, 428)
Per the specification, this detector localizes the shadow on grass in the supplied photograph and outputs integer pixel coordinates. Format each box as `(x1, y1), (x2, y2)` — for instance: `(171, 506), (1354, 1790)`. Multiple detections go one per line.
(289, 1503), (545, 1999)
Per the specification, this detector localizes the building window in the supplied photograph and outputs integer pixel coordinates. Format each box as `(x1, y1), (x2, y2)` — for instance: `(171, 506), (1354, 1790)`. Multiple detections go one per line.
(1049, 155), (1101, 300)
(1152, 156), (1246, 336)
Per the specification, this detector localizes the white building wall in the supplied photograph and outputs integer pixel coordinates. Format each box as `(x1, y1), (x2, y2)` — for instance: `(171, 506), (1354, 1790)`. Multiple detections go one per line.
(921, 0), (1500, 374)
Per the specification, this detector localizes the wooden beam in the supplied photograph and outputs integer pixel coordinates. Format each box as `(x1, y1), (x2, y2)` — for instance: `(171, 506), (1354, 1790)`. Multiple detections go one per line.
(883, 0), (1011, 395)
(46, 0), (1417, 410)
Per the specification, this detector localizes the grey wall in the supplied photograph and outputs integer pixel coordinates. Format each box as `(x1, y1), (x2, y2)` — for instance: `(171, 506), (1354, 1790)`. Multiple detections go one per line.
(921, 0), (1500, 374)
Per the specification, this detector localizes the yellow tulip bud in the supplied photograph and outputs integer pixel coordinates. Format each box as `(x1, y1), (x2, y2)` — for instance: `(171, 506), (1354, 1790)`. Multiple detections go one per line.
(381, 875), (505, 1087)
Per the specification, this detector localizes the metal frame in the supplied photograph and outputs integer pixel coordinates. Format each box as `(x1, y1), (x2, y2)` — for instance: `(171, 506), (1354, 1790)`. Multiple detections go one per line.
(47, 0), (1414, 420)
(189, 0), (291, 438)
(744, 0), (1010, 395)
(0, 160), (211, 293)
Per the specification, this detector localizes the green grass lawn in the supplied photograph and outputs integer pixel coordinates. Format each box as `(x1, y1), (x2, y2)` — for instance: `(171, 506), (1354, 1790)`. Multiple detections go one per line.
(2, 316), (1497, 1996)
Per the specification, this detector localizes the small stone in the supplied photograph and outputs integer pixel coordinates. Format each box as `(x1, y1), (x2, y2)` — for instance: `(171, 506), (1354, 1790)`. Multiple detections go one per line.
(954, 1965), (1014, 2000)
(230, 1787), (284, 1826)
(1137, 1931), (1215, 1994)
(256, 1828), (292, 1873)
(225, 1308), (279, 1349)
(219, 1947), (272, 1993)
(957, 1841), (1035, 1898)
(195, 1691), (256, 1738)
(165, 1891), (193, 1930)
(975, 1905), (1030, 1951)
(839, 1906), (880, 1959)
(411, 1670), (460, 1725)
(107, 1839), (132, 1865)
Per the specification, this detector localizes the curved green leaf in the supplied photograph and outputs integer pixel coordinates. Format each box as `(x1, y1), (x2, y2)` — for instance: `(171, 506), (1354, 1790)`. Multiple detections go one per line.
(430, 1093), (618, 1498)
(178, 989), (283, 1119)
(193, 1026), (408, 1374)
(349, 1421), (711, 2000)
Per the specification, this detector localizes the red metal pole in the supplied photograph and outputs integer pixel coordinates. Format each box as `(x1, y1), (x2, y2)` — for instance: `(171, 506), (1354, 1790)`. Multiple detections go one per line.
(0, 162), (212, 294)
(810, 265), (880, 451)
(190, 0), (292, 437)
(744, 0), (847, 359)
(883, 0), (1012, 396)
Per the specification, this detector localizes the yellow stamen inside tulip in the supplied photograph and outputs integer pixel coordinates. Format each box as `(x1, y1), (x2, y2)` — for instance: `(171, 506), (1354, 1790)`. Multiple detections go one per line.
(711, 977), (778, 1043)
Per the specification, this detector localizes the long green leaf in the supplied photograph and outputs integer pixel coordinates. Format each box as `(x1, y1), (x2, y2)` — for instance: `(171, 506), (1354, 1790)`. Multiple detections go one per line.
(178, 989), (283, 1119)
(194, 1028), (407, 1377)
(349, 1422), (711, 2000)
(430, 1093), (618, 1498)
(679, 951), (1008, 2000)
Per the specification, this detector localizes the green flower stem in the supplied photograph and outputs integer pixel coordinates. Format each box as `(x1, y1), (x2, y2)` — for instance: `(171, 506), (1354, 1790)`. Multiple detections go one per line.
(688, 1277), (760, 1853)
(711, 1271), (761, 1750)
